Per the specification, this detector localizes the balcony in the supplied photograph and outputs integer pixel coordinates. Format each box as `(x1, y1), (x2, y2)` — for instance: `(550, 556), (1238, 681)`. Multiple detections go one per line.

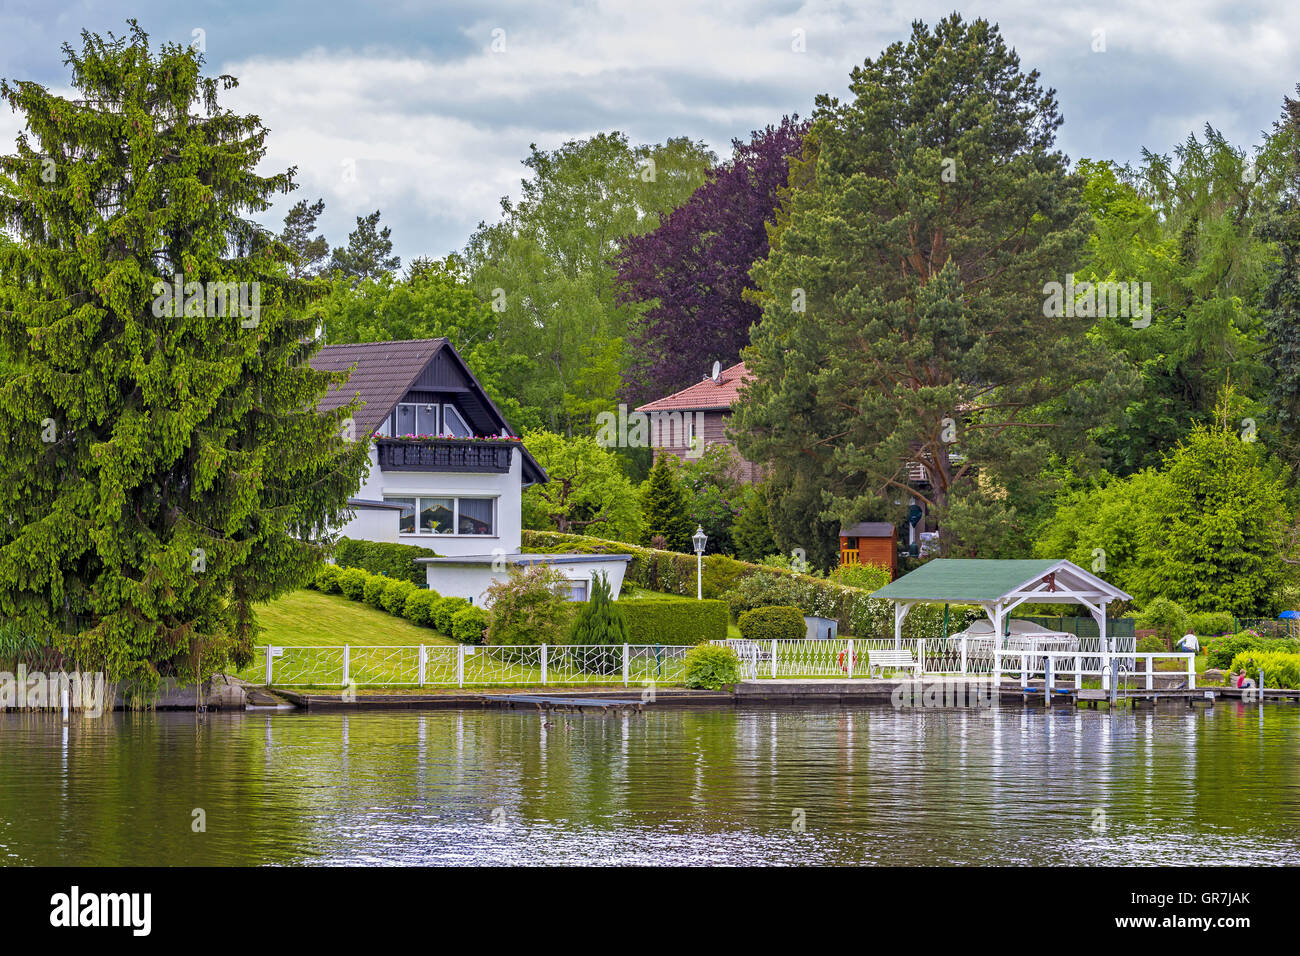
(375, 437), (516, 474)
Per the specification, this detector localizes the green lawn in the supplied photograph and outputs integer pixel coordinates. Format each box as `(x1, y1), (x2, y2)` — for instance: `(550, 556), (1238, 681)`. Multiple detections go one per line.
(258, 590), (457, 647)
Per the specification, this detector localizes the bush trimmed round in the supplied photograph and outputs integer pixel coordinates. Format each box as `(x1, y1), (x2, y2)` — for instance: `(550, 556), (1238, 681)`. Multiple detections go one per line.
(338, 567), (369, 601)
(451, 605), (489, 644)
(684, 644), (742, 690)
(313, 564), (342, 593)
(363, 574), (392, 608)
(433, 596), (471, 635)
(380, 580), (418, 616)
(738, 605), (806, 642)
(403, 589), (442, 627)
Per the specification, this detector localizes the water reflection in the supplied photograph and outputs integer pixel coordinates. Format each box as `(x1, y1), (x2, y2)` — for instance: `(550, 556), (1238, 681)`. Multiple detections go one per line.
(0, 703), (1297, 865)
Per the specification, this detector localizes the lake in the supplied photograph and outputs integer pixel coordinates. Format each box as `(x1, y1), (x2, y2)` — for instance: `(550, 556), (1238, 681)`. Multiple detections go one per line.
(1, 703), (1297, 865)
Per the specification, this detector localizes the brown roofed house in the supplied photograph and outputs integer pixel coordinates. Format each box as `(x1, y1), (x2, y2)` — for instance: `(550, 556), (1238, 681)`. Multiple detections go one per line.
(635, 361), (760, 483)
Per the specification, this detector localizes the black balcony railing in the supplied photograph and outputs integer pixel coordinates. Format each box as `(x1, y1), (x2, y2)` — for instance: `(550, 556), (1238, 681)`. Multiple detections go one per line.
(375, 437), (515, 473)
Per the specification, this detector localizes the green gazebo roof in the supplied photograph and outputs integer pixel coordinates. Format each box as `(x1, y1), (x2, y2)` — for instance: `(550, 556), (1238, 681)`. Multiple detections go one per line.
(871, 558), (1077, 603)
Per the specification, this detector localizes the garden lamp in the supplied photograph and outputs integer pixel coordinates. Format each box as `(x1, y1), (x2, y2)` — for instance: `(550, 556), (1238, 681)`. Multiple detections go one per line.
(692, 525), (707, 599)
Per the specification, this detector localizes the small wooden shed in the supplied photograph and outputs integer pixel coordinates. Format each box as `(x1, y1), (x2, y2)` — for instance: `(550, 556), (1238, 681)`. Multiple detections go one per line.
(838, 522), (897, 577)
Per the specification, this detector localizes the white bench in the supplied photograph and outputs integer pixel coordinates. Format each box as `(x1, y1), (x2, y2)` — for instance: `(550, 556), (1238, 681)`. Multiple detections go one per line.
(868, 648), (919, 677)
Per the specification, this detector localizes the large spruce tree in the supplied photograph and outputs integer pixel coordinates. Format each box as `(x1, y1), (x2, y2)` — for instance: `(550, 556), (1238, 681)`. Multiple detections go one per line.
(734, 15), (1130, 556)
(0, 23), (369, 685)
(1263, 86), (1300, 469)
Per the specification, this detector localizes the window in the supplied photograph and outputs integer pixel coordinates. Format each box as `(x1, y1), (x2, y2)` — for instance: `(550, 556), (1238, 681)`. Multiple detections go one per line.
(390, 497), (416, 534)
(392, 402), (474, 438)
(564, 580), (589, 602)
(458, 497), (493, 535)
(385, 496), (496, 536)
(420, 497), (454, 535)
(442, 404), (472, 438)
(394, 403), (438, 437)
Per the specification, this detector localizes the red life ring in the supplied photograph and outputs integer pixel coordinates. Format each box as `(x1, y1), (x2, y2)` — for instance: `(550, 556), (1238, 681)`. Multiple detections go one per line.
(838, 650), (859, 673)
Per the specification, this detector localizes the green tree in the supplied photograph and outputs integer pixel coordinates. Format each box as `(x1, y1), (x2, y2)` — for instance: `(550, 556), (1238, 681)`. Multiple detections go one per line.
(279, 198), (330, 278)
(1036, 390), (1292, 614)
(640, 455), (693, 551)
(319, 256), (538, 428)
(730, 483), (778, 562)
(734, 15), (1129, 558)
(0, 24), (369, 685)
(521, 429), (643, 540)
(567, 571), (628, 645)
(1263, 86), (1300, 470)
(464, 133), (714, 434)
(329, 209), (400, 281)
(1078, 133), (1274, 474)
(674, 444), (742, 555)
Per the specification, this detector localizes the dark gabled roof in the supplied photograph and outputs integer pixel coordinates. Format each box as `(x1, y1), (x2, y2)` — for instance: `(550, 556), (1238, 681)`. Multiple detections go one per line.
(309, 337), (547, 485)
(312, 339), (448, 435)
(840, 522), (895, 538)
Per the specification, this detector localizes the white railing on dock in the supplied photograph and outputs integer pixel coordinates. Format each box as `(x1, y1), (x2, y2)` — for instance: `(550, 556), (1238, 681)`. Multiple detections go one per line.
(244, 637), (1188, 690)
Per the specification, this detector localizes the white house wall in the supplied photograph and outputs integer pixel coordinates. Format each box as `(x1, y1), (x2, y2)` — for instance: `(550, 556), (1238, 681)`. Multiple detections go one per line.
(425, 560), (628, 606)
(341, 444), (525, 555)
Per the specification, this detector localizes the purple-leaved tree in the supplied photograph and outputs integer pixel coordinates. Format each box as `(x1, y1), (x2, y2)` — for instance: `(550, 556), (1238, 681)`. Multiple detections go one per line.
(616, 116), (807, 405)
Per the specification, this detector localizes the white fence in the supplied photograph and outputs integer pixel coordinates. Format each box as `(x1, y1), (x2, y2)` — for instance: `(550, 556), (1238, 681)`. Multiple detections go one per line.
(253, 643), (693, 688)
(247, 636), (1192, 690)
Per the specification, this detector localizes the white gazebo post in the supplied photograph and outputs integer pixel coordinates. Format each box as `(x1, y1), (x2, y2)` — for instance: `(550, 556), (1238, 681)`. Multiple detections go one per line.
(893, 602), (912, 649)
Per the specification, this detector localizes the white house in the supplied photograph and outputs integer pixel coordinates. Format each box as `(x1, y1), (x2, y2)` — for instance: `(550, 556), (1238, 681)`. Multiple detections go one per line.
(311, 338), (631, 605)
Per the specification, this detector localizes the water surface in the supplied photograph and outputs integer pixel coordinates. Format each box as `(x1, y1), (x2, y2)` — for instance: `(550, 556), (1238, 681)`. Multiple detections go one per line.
(1, 703), (1296, 865)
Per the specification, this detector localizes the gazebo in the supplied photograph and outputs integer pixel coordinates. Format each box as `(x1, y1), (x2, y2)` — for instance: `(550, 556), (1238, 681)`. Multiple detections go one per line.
(871, 558), (1132, 683)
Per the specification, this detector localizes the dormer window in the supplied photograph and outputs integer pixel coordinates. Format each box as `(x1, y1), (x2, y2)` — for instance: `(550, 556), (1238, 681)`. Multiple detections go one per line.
(392, 402), (474, 438)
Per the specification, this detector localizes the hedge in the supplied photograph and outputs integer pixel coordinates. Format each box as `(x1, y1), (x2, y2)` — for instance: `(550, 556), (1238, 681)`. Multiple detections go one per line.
(380, 580), (419, 616)
(738, 605), (806, 642)
(617, 598), (728, 645)
(333, 537), (439, 586)
(312, 564), (342, 594)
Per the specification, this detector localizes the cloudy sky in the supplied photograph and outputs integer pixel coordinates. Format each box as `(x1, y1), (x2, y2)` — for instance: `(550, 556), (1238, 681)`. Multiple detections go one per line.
(1, 1), (1295, 263)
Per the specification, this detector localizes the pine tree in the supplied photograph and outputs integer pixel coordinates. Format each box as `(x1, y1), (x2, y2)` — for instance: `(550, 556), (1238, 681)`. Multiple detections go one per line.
(567, 572), (628, 644)
(279, 198), (330, 278)
(640, 456), (693, 552)
(731, 484), (777, 562)
(0, 23), (370, 685)
(329, 209), (400, 281)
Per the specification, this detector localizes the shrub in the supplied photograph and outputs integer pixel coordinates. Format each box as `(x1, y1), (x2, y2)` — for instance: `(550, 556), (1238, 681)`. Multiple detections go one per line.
(1135, 597), (1189, 647)
(683, 644), (742, 690)
(333, 537), (438, 585)
(738, 605), (807, 642)
(1187, 610), (1234, 638)
(363, 574), (393, 608)
(451, 606), (489, 644)
(338, 567), (369, 601)
(313, 564), (342, 594)
(380, 580), (419, 616)
(1205, 632), (1300, 669)
(432, 596), (471, 634)
(568, 572), (629, 644)
(826, 563), (892, 591)
(1229, 650), (1300, 689)
(618, 599), (728, 645)
(1136, 635), (1167, 654)
(403, 589), (442, 627)
(484, 564), (574, 646)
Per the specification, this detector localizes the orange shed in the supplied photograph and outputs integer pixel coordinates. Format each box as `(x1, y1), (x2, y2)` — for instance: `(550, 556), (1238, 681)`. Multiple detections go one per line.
(838, 522), (897, 577)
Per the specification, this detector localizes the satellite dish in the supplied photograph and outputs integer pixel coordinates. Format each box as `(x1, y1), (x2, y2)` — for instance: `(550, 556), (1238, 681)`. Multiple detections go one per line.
(711, 360), (721, 382)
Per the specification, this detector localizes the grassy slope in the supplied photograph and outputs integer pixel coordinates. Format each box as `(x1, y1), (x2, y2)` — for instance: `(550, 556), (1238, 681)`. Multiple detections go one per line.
(258, 590), (458, 647)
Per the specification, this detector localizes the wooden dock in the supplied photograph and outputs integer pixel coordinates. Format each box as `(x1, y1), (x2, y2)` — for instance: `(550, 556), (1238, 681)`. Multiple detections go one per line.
(495, 695), (645, 714)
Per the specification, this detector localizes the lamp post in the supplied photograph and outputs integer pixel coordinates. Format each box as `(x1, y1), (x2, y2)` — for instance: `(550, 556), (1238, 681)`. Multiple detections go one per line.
(692, 525), (708, 600)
